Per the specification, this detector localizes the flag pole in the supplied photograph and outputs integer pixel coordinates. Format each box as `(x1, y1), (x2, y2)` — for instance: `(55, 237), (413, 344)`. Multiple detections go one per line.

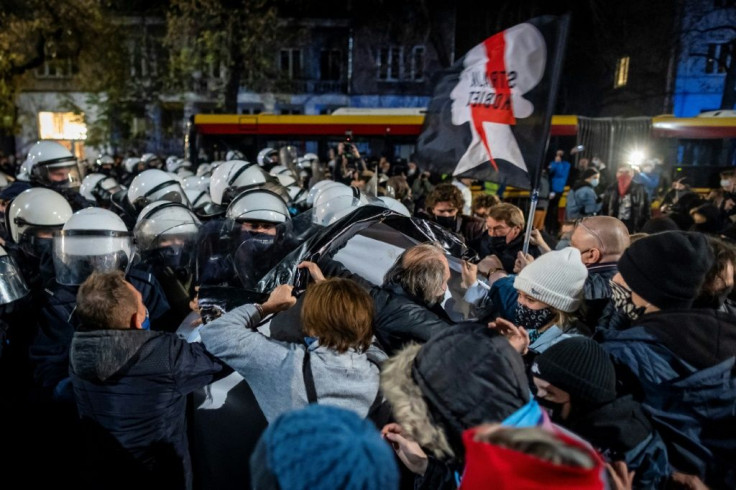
(522, 13), (571, 256)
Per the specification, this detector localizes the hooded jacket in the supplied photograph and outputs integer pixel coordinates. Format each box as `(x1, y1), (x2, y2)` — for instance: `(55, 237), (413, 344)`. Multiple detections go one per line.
(70, 329), (228, 490)
(566, 181), (601, 220)
(600, 308), (736, 488)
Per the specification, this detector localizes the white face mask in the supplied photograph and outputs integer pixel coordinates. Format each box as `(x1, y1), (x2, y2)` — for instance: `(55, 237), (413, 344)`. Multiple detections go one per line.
(721, 179), (732, 189)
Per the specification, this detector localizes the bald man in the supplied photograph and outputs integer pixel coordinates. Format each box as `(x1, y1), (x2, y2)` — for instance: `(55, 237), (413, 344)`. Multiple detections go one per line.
(569, 216), (630, 326)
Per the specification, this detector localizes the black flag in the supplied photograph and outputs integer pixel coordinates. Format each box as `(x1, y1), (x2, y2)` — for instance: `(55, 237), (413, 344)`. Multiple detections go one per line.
(416, 15), (570, 190)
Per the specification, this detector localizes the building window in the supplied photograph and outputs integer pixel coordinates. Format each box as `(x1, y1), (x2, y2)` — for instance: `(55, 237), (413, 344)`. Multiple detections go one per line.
(705, 43), (731, 74)
(280, 49), (303, 79)
(279, 105), (302, 115)
(411, 45), (426, 81)
(377, 46), (403, 81)
(320, 49), (341, 81)
(38, 112), (87, 140)
(614, 56), (630, 88)
(241, 104), (264, 115)
(35, 58), (77, 79)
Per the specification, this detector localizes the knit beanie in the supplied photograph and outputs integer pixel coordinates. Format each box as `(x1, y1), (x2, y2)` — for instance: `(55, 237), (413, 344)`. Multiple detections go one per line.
(617, 230), (714, 309)
(532, 337), (616, 406)
(249, 404), (399, 490)
(513, 248), (587, 312)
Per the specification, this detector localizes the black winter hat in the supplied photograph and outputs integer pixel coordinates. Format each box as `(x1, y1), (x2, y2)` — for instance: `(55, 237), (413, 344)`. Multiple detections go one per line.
(532, 337), (616, 406)
(617, 230), (714, 309)
(411, 323), (530, 454)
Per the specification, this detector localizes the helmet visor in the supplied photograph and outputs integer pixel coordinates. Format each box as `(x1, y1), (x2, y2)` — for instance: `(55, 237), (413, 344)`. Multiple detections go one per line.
(0, 255), (30, 304)
(33, 161), (82, 189)
(53, 230), (133, 285)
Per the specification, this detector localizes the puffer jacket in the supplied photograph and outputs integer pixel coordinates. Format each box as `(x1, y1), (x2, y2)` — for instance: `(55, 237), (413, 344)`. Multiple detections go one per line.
(600, 308), (736, 488)
(70, 329), (228, 490)
(582, 263), (617, 327)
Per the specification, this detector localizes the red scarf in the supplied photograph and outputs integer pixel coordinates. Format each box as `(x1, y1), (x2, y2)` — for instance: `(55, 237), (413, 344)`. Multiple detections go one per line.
(617, 174), (632, 197)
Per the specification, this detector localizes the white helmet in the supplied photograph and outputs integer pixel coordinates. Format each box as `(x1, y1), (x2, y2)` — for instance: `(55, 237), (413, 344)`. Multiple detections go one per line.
(378, 196), (411, 217)
(312, 184), (381, 226)
(16, 159), (33, 182)
(0, 244), (30, 304)
(287, 184), (308, 206)
(209, 160), (271, 205)
(182, 175), (210, 191)
(175, 168), (194, 179)
(25, 140), (82, 189)
(5, 188), (73, 256)
(225, 150), (244, 161)
(226, 189), (290, 224)
(134, 201), (200, 267)
(53, 207), (133, 286)
(269, 165), (289, 176)
(184, 188), (212, 209)
(141, 153), (163, 169)
(299, 152), (319, 169)
(257, 147), (278, 167)
(275, 173), (296, 187)
(123, 157), (143, 174)
(306, 180), (342, 206)
(167, 158), (192, 174)
(79, 173), (122, 203)
(95, 154), (115, 170)
(127, 169), (190, 210)
(196, 163), (213, 177)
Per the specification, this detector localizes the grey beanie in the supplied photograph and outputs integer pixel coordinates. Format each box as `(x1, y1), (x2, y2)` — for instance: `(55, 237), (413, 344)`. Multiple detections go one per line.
(513, 248), (588, 312)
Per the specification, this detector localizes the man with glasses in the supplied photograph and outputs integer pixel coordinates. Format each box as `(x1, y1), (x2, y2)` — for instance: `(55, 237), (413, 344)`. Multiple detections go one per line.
(471, 203), (541, 274)
(569, 216), (630, 327)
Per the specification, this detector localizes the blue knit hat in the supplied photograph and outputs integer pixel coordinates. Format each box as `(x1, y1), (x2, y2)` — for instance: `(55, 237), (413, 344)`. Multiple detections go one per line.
(250, 405), (399, 490)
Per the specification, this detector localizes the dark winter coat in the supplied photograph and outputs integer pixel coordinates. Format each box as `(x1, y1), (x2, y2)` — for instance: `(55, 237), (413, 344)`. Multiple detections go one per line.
(30, 267), (171, 400)
(566, 181), (601, 220)
(70, 329), (228, 490)
(600, 309), (736, 488)
(581, 263), (617, 328)
(565, 395), (670, 488)
(601, 181), (650, 233)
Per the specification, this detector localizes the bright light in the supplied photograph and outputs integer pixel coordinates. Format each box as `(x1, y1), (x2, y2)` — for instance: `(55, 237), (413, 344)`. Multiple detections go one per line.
(628, 150), (646, 167)
(38, 112), (87, 140)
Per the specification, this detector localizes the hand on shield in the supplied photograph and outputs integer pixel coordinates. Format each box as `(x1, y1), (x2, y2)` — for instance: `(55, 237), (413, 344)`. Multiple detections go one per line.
(261, 284), (297, 315)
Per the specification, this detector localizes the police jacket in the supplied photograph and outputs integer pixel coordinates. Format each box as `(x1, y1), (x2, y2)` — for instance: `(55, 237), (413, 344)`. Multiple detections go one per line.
(600, 308), (736, 488)
(70, 328), (228, 490)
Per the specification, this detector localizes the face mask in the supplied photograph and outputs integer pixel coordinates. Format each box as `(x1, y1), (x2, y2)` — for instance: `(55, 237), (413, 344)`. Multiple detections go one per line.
(434, 215), (458, 230)
(490, 235), (508, 250)
(247, 232), (276, 255)
(514, 302), (556, 332)
(590, 178), (599, 187)
(536, 396), (567, 423)
(694, 286), (733, 309)
(721, 179), (732, 189)
(610, 280), (646, 321)
(140, 307), (150, 330)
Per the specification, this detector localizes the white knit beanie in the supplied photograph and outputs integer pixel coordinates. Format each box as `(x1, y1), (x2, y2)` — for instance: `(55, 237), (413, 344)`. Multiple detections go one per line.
(513, 248), (588, 312)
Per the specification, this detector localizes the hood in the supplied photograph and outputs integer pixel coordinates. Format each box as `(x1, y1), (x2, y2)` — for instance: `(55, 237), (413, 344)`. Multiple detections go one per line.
(639, 308), (736, 370)
(70, 330), (160, 381)
(381, 343), (455, 460)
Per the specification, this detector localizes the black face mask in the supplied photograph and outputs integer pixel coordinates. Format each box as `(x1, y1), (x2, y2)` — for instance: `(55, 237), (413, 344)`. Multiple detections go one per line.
(490, 235), (508, 251)
(514, 302), (556, 332)
(434, 215), (458, 230)
(245, 232), (276, 255)
(536, 396), (567, 423)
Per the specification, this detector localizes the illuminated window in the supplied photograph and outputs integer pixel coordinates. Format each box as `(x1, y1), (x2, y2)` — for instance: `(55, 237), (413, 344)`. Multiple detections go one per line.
(38, 112), (87, 140)
(614, 56), (630, 88)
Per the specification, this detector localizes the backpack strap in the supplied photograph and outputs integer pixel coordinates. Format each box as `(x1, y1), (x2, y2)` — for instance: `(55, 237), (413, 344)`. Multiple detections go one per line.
(301, 349), (319, 404)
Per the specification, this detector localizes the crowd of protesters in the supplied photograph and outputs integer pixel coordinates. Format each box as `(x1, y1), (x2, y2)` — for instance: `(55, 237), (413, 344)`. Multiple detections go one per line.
(0, 140), (734, 490)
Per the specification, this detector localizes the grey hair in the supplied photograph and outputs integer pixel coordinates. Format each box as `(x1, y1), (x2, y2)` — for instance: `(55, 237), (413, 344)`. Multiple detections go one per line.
(383, 242), (447, 306)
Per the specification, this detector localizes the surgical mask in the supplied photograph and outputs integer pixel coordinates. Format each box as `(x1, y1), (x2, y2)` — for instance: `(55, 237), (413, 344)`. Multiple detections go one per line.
(141, 308), (150, 330)
(434, 215), (458, 230)
(514, 302), (556, 332)
(610, 280), (646, 321)
(490, 235), (509, 250)
(721, 179), (732, 189)
(590, 178), (599, 187)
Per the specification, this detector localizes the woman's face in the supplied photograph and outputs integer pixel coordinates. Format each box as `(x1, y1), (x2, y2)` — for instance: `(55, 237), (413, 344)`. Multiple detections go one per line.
(517, 291), (550, 310)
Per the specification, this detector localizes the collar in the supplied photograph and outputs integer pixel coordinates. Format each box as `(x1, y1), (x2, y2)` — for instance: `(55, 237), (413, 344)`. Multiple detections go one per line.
(587, 262), (618, 273)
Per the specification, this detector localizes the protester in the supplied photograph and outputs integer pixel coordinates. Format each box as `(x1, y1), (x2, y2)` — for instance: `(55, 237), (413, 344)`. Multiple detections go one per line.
(545, 149), (571, 235)
(470, 193), (500, 219)
(418, 183), (485, 244)
(598, 231), (736, 487)
(69, 271), (228, 490)
(601, 164), (650, 233)
(566, 168), (602, 220)
(532, 337), (669, 488)
(250, 404), (398, 490)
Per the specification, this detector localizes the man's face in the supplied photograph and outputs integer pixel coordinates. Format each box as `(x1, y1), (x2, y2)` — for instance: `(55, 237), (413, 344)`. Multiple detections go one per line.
(486, 217), (520, 243)
(473, 207), (489, 219)
(616, 168), (632, 179)
(48, 167), (71, 182)
(125, 281), (146, 329)
(432, 201), (459, 218)
(570, 226), (600, 266)
(241, 221), (278, 236)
